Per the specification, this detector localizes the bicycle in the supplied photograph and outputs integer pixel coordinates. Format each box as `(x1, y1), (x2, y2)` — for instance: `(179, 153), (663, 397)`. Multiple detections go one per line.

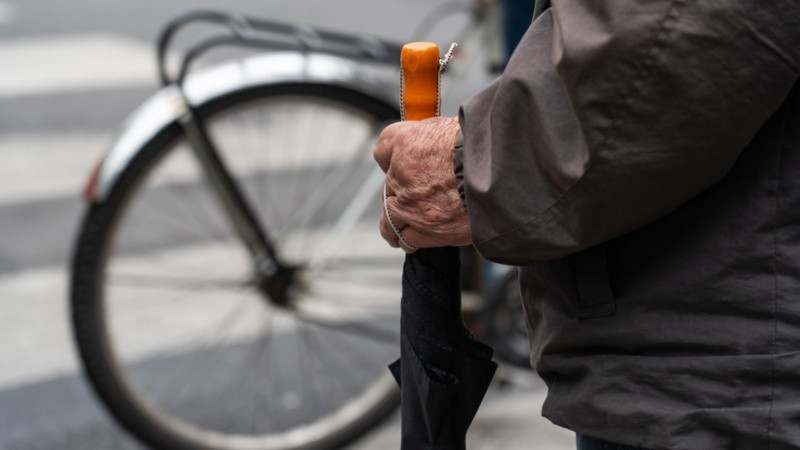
(70, 3), (525, 450)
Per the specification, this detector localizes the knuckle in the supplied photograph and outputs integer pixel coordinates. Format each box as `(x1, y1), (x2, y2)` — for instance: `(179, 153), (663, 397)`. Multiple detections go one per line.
(373, 142), (386, 162)
(377, 123), (400, 144)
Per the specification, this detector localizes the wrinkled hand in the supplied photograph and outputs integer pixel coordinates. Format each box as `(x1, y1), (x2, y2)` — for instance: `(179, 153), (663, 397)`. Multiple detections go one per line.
(373, 116), (471, 252)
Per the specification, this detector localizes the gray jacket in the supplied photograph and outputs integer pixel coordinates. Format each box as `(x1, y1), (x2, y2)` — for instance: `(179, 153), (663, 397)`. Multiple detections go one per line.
(456, 1), (800, 448)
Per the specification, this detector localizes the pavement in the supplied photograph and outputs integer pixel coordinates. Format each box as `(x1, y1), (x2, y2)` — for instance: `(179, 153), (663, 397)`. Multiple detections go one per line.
(0, 0), (576, 448)
(350, 374), (575, 450)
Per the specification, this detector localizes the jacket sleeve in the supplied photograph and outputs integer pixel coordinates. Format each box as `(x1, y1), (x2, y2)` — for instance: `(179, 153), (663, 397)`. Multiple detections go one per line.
(458, 0), (800, 265)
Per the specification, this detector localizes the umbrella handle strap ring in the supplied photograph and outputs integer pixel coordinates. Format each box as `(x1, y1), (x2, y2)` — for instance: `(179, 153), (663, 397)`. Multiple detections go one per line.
(383, 183), (418, 251)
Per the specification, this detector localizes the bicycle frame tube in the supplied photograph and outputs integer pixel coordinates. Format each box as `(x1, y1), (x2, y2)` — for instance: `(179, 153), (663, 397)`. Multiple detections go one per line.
(176, 97), (280, 265)
(86, 52), (399, 204)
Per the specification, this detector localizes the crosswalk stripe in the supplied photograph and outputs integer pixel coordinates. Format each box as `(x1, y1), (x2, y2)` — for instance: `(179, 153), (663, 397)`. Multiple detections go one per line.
(0, 132), (111, 205)
(0, 266), (75, 390)
(0, 33), (157, 98)
(0, 223), (401, 390)
(0, 2), (15, 24)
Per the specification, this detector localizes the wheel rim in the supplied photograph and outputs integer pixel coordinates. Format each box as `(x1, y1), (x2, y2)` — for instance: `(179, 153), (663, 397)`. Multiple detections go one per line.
(97, 93), (401, 449)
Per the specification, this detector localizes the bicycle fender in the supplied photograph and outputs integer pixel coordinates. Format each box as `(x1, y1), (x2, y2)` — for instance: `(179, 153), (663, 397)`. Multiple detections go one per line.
(87, 52), (400, 203)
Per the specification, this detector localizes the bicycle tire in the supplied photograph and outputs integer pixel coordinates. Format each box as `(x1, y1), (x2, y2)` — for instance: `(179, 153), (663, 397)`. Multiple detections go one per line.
(72, 83), (402, 450)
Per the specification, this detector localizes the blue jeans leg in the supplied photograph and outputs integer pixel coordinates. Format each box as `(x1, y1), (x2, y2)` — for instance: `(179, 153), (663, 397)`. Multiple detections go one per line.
(576, 434), (650, 450)
(501, 0), (536, 62)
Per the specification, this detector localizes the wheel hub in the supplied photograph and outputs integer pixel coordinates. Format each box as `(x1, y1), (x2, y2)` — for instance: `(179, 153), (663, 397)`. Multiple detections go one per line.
(254, 261), (302, 308)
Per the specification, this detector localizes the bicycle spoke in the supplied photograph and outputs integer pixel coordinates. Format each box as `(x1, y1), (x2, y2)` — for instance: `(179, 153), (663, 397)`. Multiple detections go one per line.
(108, 272), (250, 291)
(310, 269), (400, 289)
(295, 323), (343, 414)
(242, 104), (284, 235)
(119, 188), (250, 275)
(143, 296), (256, 416)
(308, 169), (387, 267)
(284, 132), (379, 254)
(299, 318), (394, 396)
(149, 165), (228, 239)
(253, 107), (285, 239)
(294, 310), (399, 345)
(108, 283), (249, 350)
(298, 321), (364, 408)
(228, 308), (275, 434)
(126, 288), (255, 370)
(315, 254), (403, 270)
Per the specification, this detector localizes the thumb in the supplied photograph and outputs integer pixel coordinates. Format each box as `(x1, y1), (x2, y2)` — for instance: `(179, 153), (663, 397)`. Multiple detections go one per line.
(373, 121), (404, 173)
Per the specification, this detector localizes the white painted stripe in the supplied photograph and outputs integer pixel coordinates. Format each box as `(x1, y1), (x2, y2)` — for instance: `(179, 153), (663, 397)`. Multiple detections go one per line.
(0, 251), (566, 449)
(0, 2), (16, 24)
(0, 33), (157, 98)
(0, 112), (373, 205)
(0, 132), (111, 205)
(0, 261), (569, 448)
(349, 384), (573, 450)
(0, 224), (401, 390)
(0, 266), (76, 390)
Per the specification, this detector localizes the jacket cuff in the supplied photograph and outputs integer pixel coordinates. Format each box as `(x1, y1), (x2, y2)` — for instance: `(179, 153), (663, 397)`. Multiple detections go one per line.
(453, 130), (467, 211)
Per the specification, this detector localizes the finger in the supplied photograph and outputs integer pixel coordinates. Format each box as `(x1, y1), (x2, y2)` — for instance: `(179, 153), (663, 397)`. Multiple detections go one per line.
(383, 177), (397, 198)
(398, 234), (418, 254)
(383, 195), (411, 231)
(384, 197), (408, 232)
(398, 226), (442, 251)
(396, 228), (418, 254)
(373, 122), (403, 173)
(379, 212), (400, 248)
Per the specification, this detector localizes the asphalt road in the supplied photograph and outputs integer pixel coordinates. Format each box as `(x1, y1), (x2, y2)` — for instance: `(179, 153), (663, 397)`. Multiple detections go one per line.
(0, 1), (574, 449)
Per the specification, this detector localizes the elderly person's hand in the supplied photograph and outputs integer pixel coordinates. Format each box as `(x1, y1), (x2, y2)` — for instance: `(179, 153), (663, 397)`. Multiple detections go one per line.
(373, 116), (471, 252)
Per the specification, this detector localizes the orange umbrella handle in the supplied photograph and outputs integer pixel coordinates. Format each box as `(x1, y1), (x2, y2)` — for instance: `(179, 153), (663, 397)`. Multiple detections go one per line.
(400, 42), (441, 121)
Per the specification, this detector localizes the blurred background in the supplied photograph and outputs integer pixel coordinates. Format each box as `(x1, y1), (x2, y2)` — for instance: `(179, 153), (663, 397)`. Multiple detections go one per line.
(0, 0), (572, 448)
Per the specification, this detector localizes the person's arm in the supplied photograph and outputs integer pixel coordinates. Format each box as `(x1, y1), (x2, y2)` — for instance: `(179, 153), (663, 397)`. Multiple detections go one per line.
(460, 0), (800, 265)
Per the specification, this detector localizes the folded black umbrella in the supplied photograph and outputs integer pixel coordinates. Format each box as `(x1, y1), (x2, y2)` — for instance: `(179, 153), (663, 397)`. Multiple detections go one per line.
(387, 42), (497, 449)
(389, 247), (498, 450)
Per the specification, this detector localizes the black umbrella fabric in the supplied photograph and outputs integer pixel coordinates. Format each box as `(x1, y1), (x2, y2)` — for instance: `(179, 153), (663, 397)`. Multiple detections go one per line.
(389, 247), (498, 449)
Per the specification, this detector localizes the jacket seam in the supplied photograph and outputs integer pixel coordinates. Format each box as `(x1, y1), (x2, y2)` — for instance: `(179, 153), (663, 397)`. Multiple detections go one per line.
(767, 109), (787, 450)
(474, 0), (684, 250)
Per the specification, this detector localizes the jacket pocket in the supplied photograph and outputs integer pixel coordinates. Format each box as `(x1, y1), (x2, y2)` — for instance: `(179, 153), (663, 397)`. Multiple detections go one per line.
(574, 243), (616, 319)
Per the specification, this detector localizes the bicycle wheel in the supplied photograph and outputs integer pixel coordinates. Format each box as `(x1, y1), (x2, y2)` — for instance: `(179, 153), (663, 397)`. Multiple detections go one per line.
(71, 83), (402, 450)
